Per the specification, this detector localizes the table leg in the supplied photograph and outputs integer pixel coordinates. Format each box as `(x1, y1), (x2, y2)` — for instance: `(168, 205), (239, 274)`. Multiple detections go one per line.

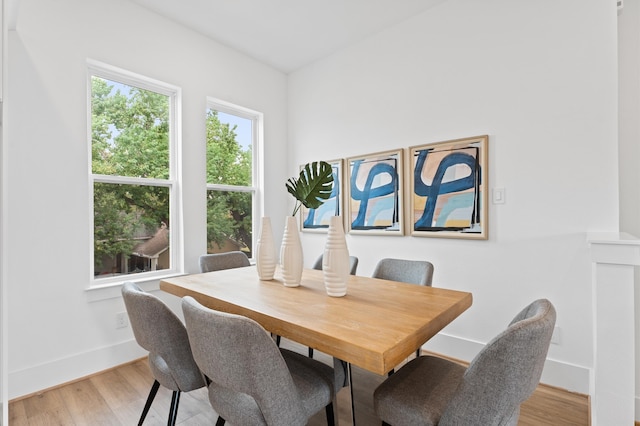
(347, 362), (356, 425)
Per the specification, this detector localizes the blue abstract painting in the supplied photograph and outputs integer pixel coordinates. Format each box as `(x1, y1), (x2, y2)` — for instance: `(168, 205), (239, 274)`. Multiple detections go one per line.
(347, 150), (403, 235)
(410, 136), (488, 239)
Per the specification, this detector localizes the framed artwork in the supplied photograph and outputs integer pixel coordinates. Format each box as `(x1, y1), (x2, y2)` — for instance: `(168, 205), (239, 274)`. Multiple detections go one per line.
(408, 135), (488, 239)
(346, 149), (404, 235)
(300, 159), (343, 232)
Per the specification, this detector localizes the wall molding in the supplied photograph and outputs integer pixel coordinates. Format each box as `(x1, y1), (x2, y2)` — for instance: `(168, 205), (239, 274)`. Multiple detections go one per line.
(422, 332), (590, 394)
(9, 331), (592, 402)
(8, 339), (145, 400)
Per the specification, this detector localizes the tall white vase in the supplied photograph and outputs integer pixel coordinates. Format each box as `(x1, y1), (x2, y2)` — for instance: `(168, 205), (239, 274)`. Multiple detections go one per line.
(322, 216), (350, 297)
(280, 216), (303, 287)
(256, 217), (277, 280)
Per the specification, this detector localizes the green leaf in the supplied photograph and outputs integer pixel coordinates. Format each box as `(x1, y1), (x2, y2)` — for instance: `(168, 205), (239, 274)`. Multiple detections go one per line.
(285, 161), (334, 216)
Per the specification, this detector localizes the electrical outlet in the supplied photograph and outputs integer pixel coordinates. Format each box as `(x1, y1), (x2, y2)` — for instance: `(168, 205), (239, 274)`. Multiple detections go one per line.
(551, 326), (561, 345)
(116, 312), (128, 329)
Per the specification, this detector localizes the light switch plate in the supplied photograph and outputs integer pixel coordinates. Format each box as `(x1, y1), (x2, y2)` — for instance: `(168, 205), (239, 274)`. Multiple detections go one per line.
(492, 188), (505, 204)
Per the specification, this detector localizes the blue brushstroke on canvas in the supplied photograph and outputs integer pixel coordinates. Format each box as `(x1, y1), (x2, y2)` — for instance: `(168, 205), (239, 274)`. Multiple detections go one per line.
(350, 158), (399, 229)
(414, 149), (480, 230)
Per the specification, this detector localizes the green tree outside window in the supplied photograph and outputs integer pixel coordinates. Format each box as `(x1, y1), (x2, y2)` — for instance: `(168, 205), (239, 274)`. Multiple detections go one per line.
(205, 109), (254, 256)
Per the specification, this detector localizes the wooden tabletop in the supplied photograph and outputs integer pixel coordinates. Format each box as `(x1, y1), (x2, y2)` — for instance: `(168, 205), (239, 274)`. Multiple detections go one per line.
(160, 266), (472, 375)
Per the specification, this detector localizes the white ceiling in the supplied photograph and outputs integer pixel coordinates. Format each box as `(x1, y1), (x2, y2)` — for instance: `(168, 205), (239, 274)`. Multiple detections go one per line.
(130, 0), (446, 73)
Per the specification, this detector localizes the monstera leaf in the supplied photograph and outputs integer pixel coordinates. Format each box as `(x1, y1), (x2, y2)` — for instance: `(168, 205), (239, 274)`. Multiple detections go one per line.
(285, 161), (334, 216)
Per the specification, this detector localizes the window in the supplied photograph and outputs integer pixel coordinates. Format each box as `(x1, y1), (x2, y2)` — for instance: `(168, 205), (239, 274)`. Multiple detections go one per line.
(89, 61), (181, 285)
(206, 99), (262, 258)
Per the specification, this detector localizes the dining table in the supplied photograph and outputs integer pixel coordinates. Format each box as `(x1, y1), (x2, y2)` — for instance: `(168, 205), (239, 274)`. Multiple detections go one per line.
(160, 265), (472, 424)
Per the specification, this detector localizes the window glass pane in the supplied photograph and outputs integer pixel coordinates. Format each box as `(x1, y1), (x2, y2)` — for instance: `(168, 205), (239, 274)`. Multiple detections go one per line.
(206, 109), (252, 186)
(206, 105), (256, 258)
(206, 190), (253, 258)
(91, 76), (170, 179)
(94, 182), (170, 277)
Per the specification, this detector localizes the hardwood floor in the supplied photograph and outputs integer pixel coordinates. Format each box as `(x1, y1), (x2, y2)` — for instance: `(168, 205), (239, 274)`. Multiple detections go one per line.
(10, 341), (589, 425)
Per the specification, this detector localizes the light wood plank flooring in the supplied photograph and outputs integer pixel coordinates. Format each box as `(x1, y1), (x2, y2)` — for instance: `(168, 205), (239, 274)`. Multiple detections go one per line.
(10, 341), (589, 425)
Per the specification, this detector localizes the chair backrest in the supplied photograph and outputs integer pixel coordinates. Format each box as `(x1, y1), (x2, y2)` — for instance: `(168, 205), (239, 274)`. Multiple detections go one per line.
(372, 258), (434, 286)
(440, 299), (556, 425)
(121, 282), (204, 392)
(181, 296), (307, 425)
(199, 251), (250, 272)
(313, 254), (359, 275)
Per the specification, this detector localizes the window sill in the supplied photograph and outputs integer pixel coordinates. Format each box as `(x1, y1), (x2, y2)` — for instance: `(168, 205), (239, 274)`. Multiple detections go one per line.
(85, 270), (186, 302)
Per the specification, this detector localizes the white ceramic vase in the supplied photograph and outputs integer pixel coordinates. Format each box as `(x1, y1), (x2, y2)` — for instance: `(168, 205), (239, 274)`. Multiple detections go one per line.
(256, 217), (277, 280)
(322, 216), (350, 297)
(280, 216), (303, 287)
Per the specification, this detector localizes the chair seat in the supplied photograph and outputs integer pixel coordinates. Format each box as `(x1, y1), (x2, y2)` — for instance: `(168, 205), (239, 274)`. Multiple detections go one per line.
(374, 356), (465, 426)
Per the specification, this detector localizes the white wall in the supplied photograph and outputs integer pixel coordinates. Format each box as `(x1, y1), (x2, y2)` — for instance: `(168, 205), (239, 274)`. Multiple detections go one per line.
(618, 0), (640, 417)
(4, 0), (627, 407)
(289, 0), (619, 395)
(6, 0), (289, 398)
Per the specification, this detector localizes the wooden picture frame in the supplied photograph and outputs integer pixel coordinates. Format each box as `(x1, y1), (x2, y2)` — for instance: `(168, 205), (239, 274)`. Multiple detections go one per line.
(300, 159), (344, 232)
(408, 135), (488, 239)
(346, 149), (404, 236)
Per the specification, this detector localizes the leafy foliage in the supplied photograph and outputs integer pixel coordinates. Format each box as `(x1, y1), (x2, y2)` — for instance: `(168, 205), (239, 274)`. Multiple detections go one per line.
(285, 161), (334, 216)
(91, 77), (170, 273)
(205, 110), (253, 254)
(206, 110), (251, 186)
(91, 77), (254, 272)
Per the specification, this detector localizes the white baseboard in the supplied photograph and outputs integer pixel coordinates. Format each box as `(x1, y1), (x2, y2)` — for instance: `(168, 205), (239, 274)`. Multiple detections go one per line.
(8, 339), (146, 400)
(422, 332), (591, 394)
(8, 332), (594, 402)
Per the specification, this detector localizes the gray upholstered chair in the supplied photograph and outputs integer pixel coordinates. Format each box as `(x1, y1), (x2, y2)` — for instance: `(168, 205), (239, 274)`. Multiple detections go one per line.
(373, 299), (556, 426)
(313, 254), (360, 276)
(121, 282), (218, 426)
(372, 258), (434, 286)
(199, 251), (250, 272)
(182, 296), (342, 426)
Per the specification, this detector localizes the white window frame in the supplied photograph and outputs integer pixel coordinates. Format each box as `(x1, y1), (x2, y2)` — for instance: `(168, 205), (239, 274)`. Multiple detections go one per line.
(206, 97), (263, 259)
(87, 60), (183, 288)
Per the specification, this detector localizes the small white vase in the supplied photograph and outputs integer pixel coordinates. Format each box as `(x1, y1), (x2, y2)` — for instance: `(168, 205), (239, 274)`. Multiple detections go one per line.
(322, 216), (350, 297)
(280, 216), (303, 287)
(256, 217), (277, 280)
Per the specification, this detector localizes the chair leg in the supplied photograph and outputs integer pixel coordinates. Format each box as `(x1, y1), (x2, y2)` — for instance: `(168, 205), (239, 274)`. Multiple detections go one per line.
(382, 422), (391, 426)
(308, 347), (314, 358)
(167, 390), (181, 426)
(325, 402), (335, 426)
(276, 335), (281, 346)
(138, 380), (161, 425)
